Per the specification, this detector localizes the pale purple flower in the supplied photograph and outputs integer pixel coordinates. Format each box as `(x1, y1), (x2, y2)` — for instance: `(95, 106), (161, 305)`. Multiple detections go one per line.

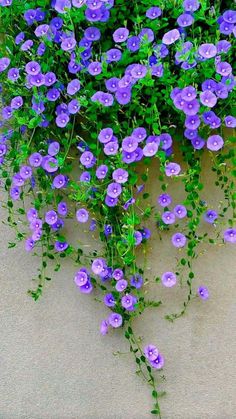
(183, 100), (200, 116)
(56, 113), (70, 128)
(185, 115), (200, 130)
(92, 258), (106, 275)
(184, 129), (198, 140)
(112, 168), (128, 184)
(32, 230), (42, 241)
(162, 211), (175, 225)
(131, 64), (147, 79)
(2, 106), (12, 120)
(29, 152), (42, 167)
(34, 24), (49, 37)
(105, 77), (119, 92)
(54, 0), (71, 13)
(132, 127), (147, 142)
(181, 86), (197, 102)
(198, 286), (209, 300)
(104, 141), (119, 156)
(25, 238), (35, 252)
(11, 96), (23, 109)
(48, 142), (60, 156)
(139, 28), (154, 43)
(98, 128), (113, 143)
(45, 210), (58, 225)
(202, 79), (216, 92)
(100, 319), (109, 335)
(0, 57), (10, 72)
(216, 40), (231, 54)
(165, 162), (181, 176)
(144, 344), (159, 361)
(58, 202), (68, 216)
(61, 37), (76, 51)
(225, 116), (236, 128)
(76, 208), (89, 223)
(122, 150), (136, 164)
(149, 353), (165, 369)
(177, 13), (194, 27)
(161, 271), (177, 288)
(87, 0), (102, 10)
(85, 8), (102, 22)
(146, 7), (162, 19)
(68, 99), (80, 114)
(108, 312), (122, 328)
(113, 27), (129, 43)
(106, 48), (122, 62)
(224, 228), (236, 243)
(80, 151), (96, 168)
(174, 205), (187, 219)
(183, 0), (199, 11)
(151, 64), (164, 78)
(8, 68), (20, 82)
(20, 166), (32, 180)
(67, 79), (81, 95)
(27, 208), (38, 222)
(10, 186), (20, 200)
(134, 231), (142, 245)
(115, 87), (131, 105)
(80, 171), (91, 182)
(122, 136), (138, 152)
(223, 10), (236, 24)
(112, 269), (124, 280)
(121, 294), (135, 309)
(158, 193), (172, 207)
(171, 233), (187, 248)
(105, 195), (118, 207)
(143, 142), (158, 157)
(215, 83), (228, 99)
(162, 29), (180, 45)
(115, 279), (128, 292)
(21, 40), (34, 51)
(74, 270), (88, 287)
(207, 135), (224, 151)
(88, 61), (102, 76)
(200, 91), (217, 108)
(198, 43), (217, 59)
(53, 174), (66, 189)
(96, 164), (108, 179)
(107, 182), (122, 198)
(216, 62), (232, 76)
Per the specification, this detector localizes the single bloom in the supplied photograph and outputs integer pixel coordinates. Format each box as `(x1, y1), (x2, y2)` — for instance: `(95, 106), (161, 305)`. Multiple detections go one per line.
(146, 7), (162, 19)
(162, 211), (176, 225)
(198, 286), (209, 300)
(165, 162), (181, 177)
(224, 228), (236, 244)
(206, 135), (224, 151)
(204, 210), (218, 224)
(108, 312), (122, 328)
(198, 43), (217, 59)
(172, 233), (187, 248)
(76, 208), (89, 223)
(113, 27), (129, 43)
(162, 29), (180, 45)
(144, 344), (159, 361)
(158, 193), (172, 207)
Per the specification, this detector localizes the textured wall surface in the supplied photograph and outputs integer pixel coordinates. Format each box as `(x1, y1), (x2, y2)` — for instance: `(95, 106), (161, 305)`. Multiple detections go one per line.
(0, 153), (236, 419)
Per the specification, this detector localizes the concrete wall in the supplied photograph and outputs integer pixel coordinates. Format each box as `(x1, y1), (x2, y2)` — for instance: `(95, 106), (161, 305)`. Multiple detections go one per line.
(0, 153), (236, 419)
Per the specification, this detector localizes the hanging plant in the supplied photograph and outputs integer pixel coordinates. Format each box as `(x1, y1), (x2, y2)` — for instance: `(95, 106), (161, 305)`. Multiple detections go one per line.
(0, 0), (235, 417)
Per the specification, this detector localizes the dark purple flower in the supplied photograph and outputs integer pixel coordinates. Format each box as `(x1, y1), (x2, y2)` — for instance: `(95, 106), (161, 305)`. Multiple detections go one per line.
(198, 286), (209, 300)
(151, 64), (164, 78)
(47, 88), (60, 102)
(55, 241), (68, 252)
(207, 135), (224, 151)
(225, 115), (236, 128)
(184, 129), (198, 140)
(224, 228), (236, 243)
(2, 106), (12, 120)
(85, 8), (102, 22)
(58, 202), (68, 216)
(104, 224), (113, 237)
(223, 10), (236, 24)
(165, 162), (181, 177)
(146, 7), (162, 19)
(171, 233), (187, 248)
(30, 73), (45, 87)
(103, 293), (116, 308)
(162, 29), (180, 45)
(122, 150), (136, 164)
(105, 77), (119, 92)
(37, 42), (46, 56)
(198, 43), (217, 59)
(108, 312), (122, 328)
(204, 210), (218, 224)
(191, 136), (205, 150)
(113, 27), (129, 43)
(161, 271), (177, 287)
(76, 208), (89, 223)
(15, 32), (25, 45)
(177, 13), (194, 27)
(25, 61), (41, 75)
(112, 268), (123, 280)
(215, 82), (228, 99)
(131, 64), (147, 79)
(126, 36), (140, 52)
(158, 193), (172, 207)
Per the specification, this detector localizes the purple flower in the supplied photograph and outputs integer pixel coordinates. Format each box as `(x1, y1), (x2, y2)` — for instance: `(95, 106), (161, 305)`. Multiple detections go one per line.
(34, 24), (49, 37)
(158, 193), (172, 207)
(2, 106), (12, 120)
(85, 8), (102, 22)
(198, 43), (217, 59)
(174, 205), (187, 219)
(198, 286), (209, 300)
(10, 186), (20, 200)
(84, 26), (101, 41)
(132, 127), (147, 142)
(88, 61), (102, 76)
(29, 152), (42, 167)
(47, 88), (60, 102)
(107, 182), (122, 198)
(165, 162), (181, 177)
(131, 64), (147, 80)
(105, 195), (118, 207)
(92, 258), (106, 275)
(183, 0), (199, 11)
(25, 238), (35, 252)
(216, 62), (232, 76)
(126, 36), (140, 52)
(8, 68), (20, 82)
(48, 142), (60, 156)
(100, 319), (109, 336)
(58, 202), (68, 217)
(204, 210), (218, 224)
(98, 128), (113, 144)
(87, 0), (102, 10)
(74, 270), (88, 287)
(79, 281), (93, 294)
(20, 166), (32, 180)
(115, 279), (128, 292)
(56, 113), (70, 128)
(171, 233), (187, 248)
(207, 135), (224, 151)
(45, 210), (58, 226)
(144, 344), (159, 361)
(191, 137), (205, 150)
(27, 208), (38, 222)
(215, 82), (228, 99)
(225, 116), (236, 128)
(161, 271), (177, 287)
(112, 168), (128, 184)
(162, 211), (175, 225)
(121, 294), (135, 309)
(183, 100), (200, 116)
(146, 7), (162, 19)
(61, 37), (76, 51)
(105, 77), (119, 92)
(54, 0), (71, 13)
(200, 91), (217, 108)
(53, 174), (67, 189)
(216, 40), (231, 54)
(162, 29), (180, 45)
(223, 10), (236, 24)
(80, 151), (96, 168)
(106, 48), (122, 62)
(103, 293), (116, 308)
(67, 79), (81, 95)
(104, 141), (119, 156)
(76, 208), (89, 223)
(134, 231), (143, 245)
(224, 228), (236, 243)
(151, 64), (164, 78)
(202, 79), (216, 92)
(177, 13), (194, 27)
(122, 136), (138, 153)
(108, 312), (122, 328)
(45, 73), (56, 86)
(21, 40), (34, 51)
(68, 99), (80, 114)
(0, 57), (10, 72)
(1, 0), (12, 6)
(94, 165), (107, 181)
(55, 241), (68, 252)
(11, 96), (23, 109)
(184, 129), (198, 140)
(181, 86), (197, 102)
(185, 115), (200, 130)
(143, 142), (158, 157)
(139, 28), (154, 43)
(149, 353), (165, 369)
(115, 88), (131, 105)
(15, 32), (25, 44)
(130, 274), (143, 289)
(113, 27), (129, 43)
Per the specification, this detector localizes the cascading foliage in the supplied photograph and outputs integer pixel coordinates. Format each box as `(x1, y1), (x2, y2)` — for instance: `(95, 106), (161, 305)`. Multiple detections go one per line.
(0, 0), (235, 416)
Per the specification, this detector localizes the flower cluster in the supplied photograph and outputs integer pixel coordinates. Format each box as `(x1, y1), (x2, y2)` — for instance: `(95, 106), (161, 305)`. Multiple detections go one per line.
(0, 1), (235, 417)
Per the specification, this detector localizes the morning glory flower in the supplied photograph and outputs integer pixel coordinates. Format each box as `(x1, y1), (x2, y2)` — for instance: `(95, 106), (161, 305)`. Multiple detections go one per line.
(198, 286), (209, 300)
(171, 233), (187, 248)
(224, 228), (236, 243)
(162, 29), (180, 45)
(76, 208), (89, 223)
(108, 312), (122, 328)
(206, 135), (224, 151)
(161, 271), (177, 287)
